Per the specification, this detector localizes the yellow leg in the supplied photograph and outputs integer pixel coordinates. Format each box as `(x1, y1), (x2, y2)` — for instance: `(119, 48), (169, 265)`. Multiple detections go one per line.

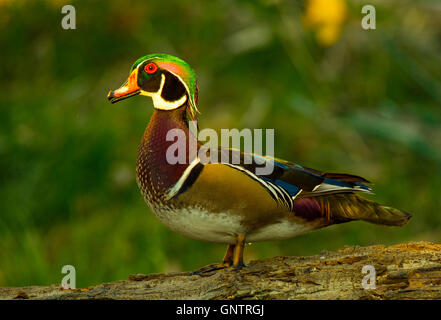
(222, 244), (235, 266)
(190, 244), (235, 275)
(232, 234), (246, 269)
(190, 235), (247, 275)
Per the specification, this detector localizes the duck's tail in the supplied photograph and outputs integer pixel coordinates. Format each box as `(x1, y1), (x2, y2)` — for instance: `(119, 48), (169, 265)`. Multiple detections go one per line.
(294, 193), (411, 226)
(316, 193), (412, 226)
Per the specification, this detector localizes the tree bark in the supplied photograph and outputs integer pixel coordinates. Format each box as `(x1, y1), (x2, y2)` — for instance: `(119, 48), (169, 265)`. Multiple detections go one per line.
(1, 241), (441, 300)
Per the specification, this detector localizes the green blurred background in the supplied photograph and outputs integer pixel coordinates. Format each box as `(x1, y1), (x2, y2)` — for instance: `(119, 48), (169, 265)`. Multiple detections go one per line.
(1, 0), (440, 288)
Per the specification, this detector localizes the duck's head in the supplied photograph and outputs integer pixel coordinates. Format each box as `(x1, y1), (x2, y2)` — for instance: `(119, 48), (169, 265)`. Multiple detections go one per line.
(107, 53), (198, 119)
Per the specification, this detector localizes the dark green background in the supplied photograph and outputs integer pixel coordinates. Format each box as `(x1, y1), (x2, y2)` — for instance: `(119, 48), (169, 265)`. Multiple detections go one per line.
(1, 0), (440, 287)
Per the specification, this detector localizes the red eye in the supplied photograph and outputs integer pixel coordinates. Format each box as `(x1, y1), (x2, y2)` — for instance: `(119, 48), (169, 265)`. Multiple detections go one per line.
(144, 63), (158, 74)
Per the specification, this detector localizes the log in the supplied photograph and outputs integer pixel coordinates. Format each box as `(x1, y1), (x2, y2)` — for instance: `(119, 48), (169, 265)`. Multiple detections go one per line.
(1, 241), (441, 300)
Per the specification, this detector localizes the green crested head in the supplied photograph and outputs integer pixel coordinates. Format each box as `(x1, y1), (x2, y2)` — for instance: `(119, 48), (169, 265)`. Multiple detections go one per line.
(107, 53), (199, 119)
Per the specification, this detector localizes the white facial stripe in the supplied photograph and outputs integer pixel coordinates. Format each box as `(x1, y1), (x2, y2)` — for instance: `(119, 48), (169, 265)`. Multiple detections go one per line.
(166, 70), (195, 107)
(140, 73), (188, 110)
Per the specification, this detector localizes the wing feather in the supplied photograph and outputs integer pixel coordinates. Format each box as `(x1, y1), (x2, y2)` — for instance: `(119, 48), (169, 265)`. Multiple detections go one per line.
(213, 147), (372, 210)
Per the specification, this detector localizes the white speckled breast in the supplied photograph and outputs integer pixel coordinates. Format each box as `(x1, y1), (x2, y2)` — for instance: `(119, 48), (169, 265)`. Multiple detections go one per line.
(151, 206), (244, 244)
(148, 204), (315, 245)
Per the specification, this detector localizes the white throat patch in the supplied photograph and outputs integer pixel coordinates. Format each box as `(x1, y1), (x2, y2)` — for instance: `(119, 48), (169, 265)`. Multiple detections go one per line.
(140, 73), (187, 110)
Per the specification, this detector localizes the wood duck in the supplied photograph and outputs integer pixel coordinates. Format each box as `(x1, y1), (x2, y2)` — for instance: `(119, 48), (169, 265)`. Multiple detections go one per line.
(107, 53), (411, 273)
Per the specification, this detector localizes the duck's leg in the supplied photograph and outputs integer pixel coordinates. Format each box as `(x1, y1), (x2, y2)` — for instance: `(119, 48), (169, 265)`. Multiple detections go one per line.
(232, 234), (246, 270)
(190, 244), (235, 275)
(222, 243), (236, 266)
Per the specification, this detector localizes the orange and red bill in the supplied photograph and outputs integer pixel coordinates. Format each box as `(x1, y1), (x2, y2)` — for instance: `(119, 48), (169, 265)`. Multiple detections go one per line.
(107, 68), (140, 103)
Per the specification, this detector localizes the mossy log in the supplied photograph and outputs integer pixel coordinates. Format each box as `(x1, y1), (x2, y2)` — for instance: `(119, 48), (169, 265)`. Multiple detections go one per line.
(1, 241), (441, 300)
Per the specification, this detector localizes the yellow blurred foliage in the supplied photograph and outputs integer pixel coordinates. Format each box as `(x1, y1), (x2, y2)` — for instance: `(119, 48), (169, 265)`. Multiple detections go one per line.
(0, 0), (14, 6)
(303, 0), (347, 46)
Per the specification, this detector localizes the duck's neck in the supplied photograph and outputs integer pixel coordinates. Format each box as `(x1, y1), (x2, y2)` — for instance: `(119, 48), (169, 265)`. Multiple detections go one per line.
(136, 105), (197, 201)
